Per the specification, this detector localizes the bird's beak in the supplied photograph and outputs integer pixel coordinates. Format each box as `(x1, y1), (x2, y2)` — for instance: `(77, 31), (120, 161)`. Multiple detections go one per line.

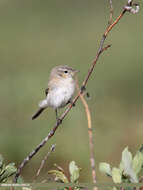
(72, 69), (79, 76)
(73, 69), (79, 73)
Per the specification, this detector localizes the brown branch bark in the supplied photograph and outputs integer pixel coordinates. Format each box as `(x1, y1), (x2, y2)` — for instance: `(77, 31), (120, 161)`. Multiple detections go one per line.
(13, 0), (138, 183)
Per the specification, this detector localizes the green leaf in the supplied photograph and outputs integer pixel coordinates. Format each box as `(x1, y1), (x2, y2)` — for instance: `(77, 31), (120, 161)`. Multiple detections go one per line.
(121, 147), (138, 183)
(99, 162), (112, 176)
(0, 163), (17, 183)
(111, 167), (122, 183)
(69, 161), (80, 183)
(119, 161), (124, 173)
(132, 151), (143, 175)
(48, 170), (69, 183)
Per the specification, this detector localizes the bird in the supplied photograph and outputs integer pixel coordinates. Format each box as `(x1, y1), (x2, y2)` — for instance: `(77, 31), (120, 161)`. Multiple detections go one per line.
(32, 65), (79, 121)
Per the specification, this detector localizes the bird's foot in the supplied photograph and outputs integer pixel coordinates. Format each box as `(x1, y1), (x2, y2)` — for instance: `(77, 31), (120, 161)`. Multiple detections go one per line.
(71, 101), (75, 107)
(69, 100), (75, 107)
(56, 117), (62, 125)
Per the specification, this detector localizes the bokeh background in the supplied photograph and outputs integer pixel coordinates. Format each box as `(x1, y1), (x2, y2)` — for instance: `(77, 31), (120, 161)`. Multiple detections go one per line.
(0, 0), (142, 183)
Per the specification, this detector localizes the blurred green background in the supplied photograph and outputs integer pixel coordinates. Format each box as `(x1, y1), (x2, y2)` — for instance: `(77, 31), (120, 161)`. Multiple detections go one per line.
(0, 0), (142, 183)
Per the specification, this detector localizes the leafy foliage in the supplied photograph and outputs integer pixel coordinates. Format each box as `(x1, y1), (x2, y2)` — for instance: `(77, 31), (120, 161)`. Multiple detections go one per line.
(48, 161), (81, 190)
(0, 154), (17, 183)
(99, 146), (143, 189)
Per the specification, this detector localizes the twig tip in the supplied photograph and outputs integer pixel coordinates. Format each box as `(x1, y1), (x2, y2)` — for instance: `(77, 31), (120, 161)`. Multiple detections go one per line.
(124, 0), (139, 14)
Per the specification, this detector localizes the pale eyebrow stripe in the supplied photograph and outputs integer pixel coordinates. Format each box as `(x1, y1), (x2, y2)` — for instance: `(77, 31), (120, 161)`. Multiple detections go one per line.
(58, 67), (73, 71)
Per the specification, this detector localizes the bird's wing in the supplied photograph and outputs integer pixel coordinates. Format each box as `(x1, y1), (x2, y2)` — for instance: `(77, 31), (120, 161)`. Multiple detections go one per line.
(45, 88), (49, 96)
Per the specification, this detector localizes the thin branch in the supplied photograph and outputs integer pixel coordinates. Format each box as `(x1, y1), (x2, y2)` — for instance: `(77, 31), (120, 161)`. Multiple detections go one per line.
(76, 79), (97, 187)
(105, 1), (139, 37)
(108, 0), (113, 26)
(13, 0), (139, 183)
(34, 144), (56, 180)
(104, 9), (126, 37)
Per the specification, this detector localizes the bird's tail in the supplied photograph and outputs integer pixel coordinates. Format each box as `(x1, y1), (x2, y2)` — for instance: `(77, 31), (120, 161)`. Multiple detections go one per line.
(32, 108), (45, 120)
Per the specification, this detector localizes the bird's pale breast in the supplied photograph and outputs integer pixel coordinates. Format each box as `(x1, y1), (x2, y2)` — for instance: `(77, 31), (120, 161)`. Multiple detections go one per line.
(47, 78), (75, 109)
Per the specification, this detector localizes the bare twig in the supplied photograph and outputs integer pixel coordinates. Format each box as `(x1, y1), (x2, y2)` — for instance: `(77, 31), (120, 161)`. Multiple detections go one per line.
(34, 144), (55, 180)
(105, 1), (139, 36)
(76, 79), (97, 187)
(13, 0), (139, 183)
(108, 0), (113, 26)
(104, 9), (126, 37)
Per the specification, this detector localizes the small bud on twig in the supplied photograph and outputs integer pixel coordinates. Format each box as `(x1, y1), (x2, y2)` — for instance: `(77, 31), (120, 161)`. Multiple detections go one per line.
(127, 0), (132, 6)
(124, 0), (139, 14)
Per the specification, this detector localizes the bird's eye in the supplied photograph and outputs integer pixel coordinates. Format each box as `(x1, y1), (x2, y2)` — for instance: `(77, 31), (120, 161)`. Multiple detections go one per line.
(64, 70), (68, 73)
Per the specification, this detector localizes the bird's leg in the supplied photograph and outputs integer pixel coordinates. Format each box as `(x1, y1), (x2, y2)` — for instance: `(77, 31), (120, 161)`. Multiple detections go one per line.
(55, 109), (58, 121)
(55, 109), (62, 124)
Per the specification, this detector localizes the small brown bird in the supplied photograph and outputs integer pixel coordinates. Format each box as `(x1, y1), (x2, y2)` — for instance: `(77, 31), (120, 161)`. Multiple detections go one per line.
(32, 65), (79, 121)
